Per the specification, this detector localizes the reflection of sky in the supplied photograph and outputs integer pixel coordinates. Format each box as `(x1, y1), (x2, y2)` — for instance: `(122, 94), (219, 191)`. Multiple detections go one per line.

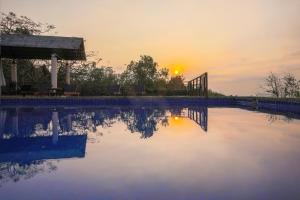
(0, 107), (300, 199)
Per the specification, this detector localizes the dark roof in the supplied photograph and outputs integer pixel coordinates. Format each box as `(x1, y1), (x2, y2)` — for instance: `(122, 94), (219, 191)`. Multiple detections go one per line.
(0, 34), (86, 60)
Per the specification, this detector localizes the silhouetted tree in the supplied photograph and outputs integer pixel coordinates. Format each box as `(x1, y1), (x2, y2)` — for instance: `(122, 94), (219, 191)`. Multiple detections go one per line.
(264, 72), (283, 97)
(0, 12), (55, 35)
(263, 72), (300, 98)
(120, 55), (169, 95)
(282, 74), (300, 97)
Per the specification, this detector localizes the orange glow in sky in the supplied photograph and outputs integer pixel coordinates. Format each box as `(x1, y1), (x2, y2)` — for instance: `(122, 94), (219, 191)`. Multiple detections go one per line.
(170, 63), (186, 76)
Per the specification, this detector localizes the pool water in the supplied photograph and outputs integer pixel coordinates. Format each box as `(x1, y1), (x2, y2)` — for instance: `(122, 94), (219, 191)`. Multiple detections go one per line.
(0, 106), (300, 200)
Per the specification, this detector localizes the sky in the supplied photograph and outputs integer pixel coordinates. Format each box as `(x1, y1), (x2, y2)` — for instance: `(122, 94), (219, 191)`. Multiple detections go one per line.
(1, 0), (300, 95)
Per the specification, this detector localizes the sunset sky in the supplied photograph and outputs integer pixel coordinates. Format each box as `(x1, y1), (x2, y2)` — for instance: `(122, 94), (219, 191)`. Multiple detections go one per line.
(1, 0), (300, 95)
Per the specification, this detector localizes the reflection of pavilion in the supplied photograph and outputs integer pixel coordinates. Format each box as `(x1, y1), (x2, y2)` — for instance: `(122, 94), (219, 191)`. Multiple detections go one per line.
(0, 108), (87, 164)
(0, 135), (87, 163)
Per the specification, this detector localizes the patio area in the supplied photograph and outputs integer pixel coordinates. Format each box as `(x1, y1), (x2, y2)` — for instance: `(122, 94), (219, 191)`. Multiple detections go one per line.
(0, 34), (86, 96)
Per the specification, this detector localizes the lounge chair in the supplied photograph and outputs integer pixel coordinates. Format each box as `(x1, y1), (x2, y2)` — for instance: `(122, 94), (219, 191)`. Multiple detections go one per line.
(20, 85), (35, 96)
(1, 82), (19, 95)
(48, 88), (64, 96)
(63, 85), (80, 96)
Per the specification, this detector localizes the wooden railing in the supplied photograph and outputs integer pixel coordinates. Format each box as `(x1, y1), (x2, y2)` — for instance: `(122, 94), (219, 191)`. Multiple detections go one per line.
(187, 72), (208, 97)
(188, 107), (208, 132)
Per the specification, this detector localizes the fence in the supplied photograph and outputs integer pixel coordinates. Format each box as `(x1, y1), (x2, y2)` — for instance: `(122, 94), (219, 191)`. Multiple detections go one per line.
(187, 72), (208, 97)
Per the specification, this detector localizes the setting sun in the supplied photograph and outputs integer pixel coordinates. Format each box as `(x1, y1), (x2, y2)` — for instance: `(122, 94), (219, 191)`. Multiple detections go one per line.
(174, 70), (179, 75)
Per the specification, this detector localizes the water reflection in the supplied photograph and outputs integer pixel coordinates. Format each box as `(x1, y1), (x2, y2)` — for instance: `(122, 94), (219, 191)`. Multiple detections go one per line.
(1, 105), (296, 188)
(188, 107), (208, 131)
(240, 106), (300, 123)
(0, 107), (88, 186)
(0, 160), (57, 187)
(0, 106), (208, 186)
(0, 106), (208, 140)
(0, 106), (300, 199)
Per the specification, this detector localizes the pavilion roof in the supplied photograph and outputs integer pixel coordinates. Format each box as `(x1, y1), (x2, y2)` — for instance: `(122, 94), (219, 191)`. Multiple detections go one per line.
(0, 34), (86, 60)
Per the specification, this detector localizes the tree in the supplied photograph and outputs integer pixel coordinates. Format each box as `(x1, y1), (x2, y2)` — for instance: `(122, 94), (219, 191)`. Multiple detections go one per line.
(166, 75), (186, 95)
(120, 55), (169, 95)
(282, 74), (300, 98)
(167, 75), (186, 90)
(1, 12), (55, 35)
(263, 72), (300, 98)
(264, 72), (282, 98)
(207, 89), (225, 97)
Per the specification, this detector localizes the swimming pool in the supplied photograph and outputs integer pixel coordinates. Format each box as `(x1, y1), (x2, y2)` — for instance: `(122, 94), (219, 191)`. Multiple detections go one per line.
(0, 101), (300, 199)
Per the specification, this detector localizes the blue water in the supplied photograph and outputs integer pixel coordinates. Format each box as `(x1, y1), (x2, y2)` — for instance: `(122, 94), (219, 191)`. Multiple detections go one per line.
(0, 106), (300, 200)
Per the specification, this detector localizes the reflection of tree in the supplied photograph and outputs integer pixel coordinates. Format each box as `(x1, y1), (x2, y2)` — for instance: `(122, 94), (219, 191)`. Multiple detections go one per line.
(240, 106), (299, 124)
(0, 160), (57, 187)
(60, 107), (169, 138)
(266, 114), (293, 123)
(58, 108), (119, 135)
(120, 108), (168, 138)
(0, 106), (210, 140)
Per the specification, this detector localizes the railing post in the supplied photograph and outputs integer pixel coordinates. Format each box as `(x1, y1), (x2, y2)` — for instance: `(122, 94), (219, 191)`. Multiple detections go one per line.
(205, 72), (208, 98)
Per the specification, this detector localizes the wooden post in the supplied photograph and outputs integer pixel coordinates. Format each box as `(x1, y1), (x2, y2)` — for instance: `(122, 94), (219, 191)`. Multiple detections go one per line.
(198, 77), (201, 96)
(205, 72), (208, 98)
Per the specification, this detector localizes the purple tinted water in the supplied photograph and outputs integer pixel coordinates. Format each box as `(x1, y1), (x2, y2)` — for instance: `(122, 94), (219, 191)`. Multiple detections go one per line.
(0, 106), (299, 200)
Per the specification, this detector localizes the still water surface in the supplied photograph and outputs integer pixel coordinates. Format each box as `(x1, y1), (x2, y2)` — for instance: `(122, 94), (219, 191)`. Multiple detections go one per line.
(0, 106), (299, 200)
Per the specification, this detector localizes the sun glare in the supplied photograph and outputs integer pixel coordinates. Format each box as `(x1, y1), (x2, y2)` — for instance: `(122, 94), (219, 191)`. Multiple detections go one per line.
(170, 63), (185, 76)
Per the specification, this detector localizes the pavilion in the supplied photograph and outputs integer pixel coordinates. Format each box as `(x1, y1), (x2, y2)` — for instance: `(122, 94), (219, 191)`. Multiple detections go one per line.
(0, 34), (86, 95)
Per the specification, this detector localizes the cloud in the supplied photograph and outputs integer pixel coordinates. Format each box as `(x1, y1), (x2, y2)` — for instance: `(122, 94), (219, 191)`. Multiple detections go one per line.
(289, 50), (300, 58)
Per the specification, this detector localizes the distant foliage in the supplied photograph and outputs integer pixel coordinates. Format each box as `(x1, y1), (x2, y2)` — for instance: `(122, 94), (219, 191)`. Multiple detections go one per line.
(0, 12), (55, 35)
(263, 72), (300, 98)
(207, 89), (225, 97)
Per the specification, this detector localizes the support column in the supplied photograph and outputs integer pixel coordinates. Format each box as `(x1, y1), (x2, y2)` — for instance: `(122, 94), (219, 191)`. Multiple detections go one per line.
(52, 111), (59, 145)
(66, 63), (71, 85)
(51, 54), (58, 89)
(11, 60), (17, 83)
(0, 59), (6, 96)
(67, 114), (72, 132)
(12, 109), (19, 136)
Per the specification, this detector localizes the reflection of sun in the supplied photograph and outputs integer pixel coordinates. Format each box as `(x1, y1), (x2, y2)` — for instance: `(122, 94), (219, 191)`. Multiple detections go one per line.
(174, 116), (179, 120)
